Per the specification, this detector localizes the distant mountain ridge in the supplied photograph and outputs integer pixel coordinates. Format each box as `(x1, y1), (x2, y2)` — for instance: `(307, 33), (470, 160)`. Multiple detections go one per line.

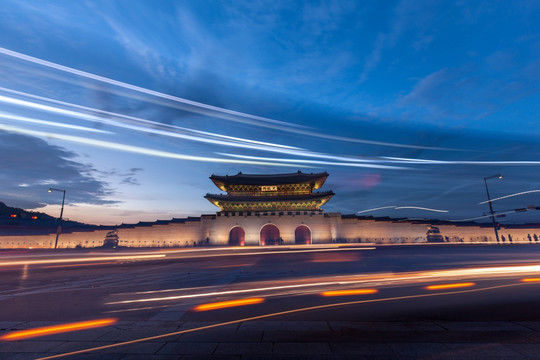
(0, 201), (90, 227)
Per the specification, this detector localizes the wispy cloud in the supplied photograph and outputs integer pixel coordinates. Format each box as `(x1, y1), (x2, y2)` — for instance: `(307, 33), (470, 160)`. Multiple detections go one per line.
(0, 130), (115, 209)
(359, 0), (437, 82)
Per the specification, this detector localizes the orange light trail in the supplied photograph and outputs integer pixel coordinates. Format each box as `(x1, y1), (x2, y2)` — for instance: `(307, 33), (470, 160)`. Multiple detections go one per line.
(321, 289), (378, 297)
(425, 282), (475, 290)
(1, 318), (117, 341)
(193, 297), (265, 311)
(521, 278), (540, 282)
(36, 282), (523, 360)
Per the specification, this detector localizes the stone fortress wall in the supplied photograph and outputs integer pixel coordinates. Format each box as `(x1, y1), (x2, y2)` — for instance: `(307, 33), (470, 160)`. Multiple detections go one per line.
(1, 212), (539, 249)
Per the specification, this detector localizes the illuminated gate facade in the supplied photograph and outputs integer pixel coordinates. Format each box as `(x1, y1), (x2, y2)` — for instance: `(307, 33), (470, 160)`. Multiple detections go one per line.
(260, 224), (280, 246)
(204, 171), (335, 246)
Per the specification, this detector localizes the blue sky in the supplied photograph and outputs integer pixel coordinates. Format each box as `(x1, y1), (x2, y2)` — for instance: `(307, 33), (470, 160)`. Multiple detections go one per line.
(1, 1), (540, 225)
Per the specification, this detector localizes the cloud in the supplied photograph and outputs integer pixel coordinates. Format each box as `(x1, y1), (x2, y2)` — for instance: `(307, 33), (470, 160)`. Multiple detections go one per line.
(95, 168), (143, 186)
(398, 52), (540, 123)
(0, 131), (116, 209)
(359, 0), (438, 82)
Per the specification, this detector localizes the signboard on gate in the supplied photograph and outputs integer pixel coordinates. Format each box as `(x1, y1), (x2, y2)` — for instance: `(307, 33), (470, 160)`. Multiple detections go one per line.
(261, 186), (277, 192)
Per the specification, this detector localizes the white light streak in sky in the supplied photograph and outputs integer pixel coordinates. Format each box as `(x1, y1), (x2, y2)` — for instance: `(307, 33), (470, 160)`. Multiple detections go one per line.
(0, 112), (112, 134)
(218, 153), (409, 170)
(0, 124), (306, 168)
(357, 206), (449, 214)
(0, 91), (426, 169)
(0, 90), (427, 167)
(356, 206), (398, 214)
(0, 92), (422, 166)
(394, 206), (449, 213)
(0, 47), (305, 130)
(383, 156), (540, 166)
(478, 190), (540, 204)
(4, 86), (540, 173)
(0, 94), (304, 154)
(0, 47), (456, 151)
(0, 86), (301, 151)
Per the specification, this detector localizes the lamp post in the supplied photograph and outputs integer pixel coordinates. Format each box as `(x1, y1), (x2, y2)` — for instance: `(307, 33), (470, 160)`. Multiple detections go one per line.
(48, 188), (66, 249)
(483, 175), (502, 243)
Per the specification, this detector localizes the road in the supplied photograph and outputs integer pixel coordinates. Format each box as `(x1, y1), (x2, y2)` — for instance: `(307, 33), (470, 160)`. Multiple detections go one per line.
(3, 243), (540, 359)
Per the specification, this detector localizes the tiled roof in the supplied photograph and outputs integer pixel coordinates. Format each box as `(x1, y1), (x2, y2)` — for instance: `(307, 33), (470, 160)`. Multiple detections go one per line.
(210, 171), (329, 186)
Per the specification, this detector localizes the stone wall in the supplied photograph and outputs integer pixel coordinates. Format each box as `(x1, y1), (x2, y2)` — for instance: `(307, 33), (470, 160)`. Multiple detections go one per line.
(1, 213), (539, 249)
(208, 211), (338, 245)
(0, 229), (111, 249)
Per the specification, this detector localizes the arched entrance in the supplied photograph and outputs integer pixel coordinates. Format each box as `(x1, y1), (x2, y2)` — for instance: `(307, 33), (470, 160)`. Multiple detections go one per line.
(229, 226), (245, 246)
(295, 225), (311, 244)
(260, 224), (281, 246)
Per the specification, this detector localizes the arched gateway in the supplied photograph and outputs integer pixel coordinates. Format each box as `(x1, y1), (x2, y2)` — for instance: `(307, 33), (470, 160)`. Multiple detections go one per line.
(204, 171), (335, 246)
(295, 225), (311, 244)
(229, 226), (245, 246)
(260, 224), (280, 246)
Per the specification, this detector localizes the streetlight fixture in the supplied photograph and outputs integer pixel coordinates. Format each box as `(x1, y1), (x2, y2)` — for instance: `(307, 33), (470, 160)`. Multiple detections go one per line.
(483, 175), (502, 243)
(48, 187), (66, 249)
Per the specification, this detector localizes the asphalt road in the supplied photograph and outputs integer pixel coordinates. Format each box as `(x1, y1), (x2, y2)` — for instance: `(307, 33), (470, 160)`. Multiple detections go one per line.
(3, 243), (540, 359)
(2, 243), (540, 321)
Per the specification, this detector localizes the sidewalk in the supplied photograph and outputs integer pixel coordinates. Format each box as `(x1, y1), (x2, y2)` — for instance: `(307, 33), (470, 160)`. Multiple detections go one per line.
(3, 319), (540, 359)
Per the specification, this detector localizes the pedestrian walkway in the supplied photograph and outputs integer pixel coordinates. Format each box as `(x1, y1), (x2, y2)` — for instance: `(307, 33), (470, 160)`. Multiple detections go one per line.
(3, 319), (540, 359)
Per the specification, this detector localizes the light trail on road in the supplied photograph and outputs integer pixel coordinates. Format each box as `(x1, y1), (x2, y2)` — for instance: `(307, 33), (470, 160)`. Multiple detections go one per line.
(425, 282), (475, 290)
(34, 281), (534, 360)
(321, 289), (379, 297)
(1, 318), (117, 341)
(193, 297), (265, 311)
(106, 263), (540, 306)
(0, 254), (166, 266)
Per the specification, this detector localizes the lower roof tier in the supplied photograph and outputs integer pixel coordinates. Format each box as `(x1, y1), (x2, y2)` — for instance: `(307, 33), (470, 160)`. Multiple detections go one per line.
(205, 192), (334, 212)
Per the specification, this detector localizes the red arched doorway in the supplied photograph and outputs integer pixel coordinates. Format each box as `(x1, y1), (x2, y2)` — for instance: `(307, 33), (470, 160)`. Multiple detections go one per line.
(260, 224), (281, 246)
(229, 226), (245, 246)
(295, 225), (311, 244)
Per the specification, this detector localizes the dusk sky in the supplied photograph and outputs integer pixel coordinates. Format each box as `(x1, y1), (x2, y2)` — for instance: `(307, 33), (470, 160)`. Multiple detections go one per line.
(1, 1), (540, 225)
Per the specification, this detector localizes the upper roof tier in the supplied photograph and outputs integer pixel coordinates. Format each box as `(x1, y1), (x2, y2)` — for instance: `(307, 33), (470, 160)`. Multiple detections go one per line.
(210, 171), (329, 191)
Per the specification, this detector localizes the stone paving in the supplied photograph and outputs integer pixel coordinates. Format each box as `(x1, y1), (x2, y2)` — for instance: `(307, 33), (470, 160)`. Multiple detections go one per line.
(3, 320), (540, 359)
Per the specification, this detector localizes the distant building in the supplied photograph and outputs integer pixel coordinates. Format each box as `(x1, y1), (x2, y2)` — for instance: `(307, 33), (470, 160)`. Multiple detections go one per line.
(205, 171), (334, 212)
(2, 171), (539, 249)
(204, 171), (337, 246)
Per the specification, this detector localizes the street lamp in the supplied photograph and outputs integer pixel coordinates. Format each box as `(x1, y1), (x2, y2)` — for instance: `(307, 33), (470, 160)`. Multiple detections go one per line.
(483, 175), (502, 243)
(48, 188), (66, 249)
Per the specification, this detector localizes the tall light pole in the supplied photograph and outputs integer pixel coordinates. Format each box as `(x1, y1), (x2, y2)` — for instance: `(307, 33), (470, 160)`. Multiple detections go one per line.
(483, 175), (502, 243)
(48, 188), (66, 249)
